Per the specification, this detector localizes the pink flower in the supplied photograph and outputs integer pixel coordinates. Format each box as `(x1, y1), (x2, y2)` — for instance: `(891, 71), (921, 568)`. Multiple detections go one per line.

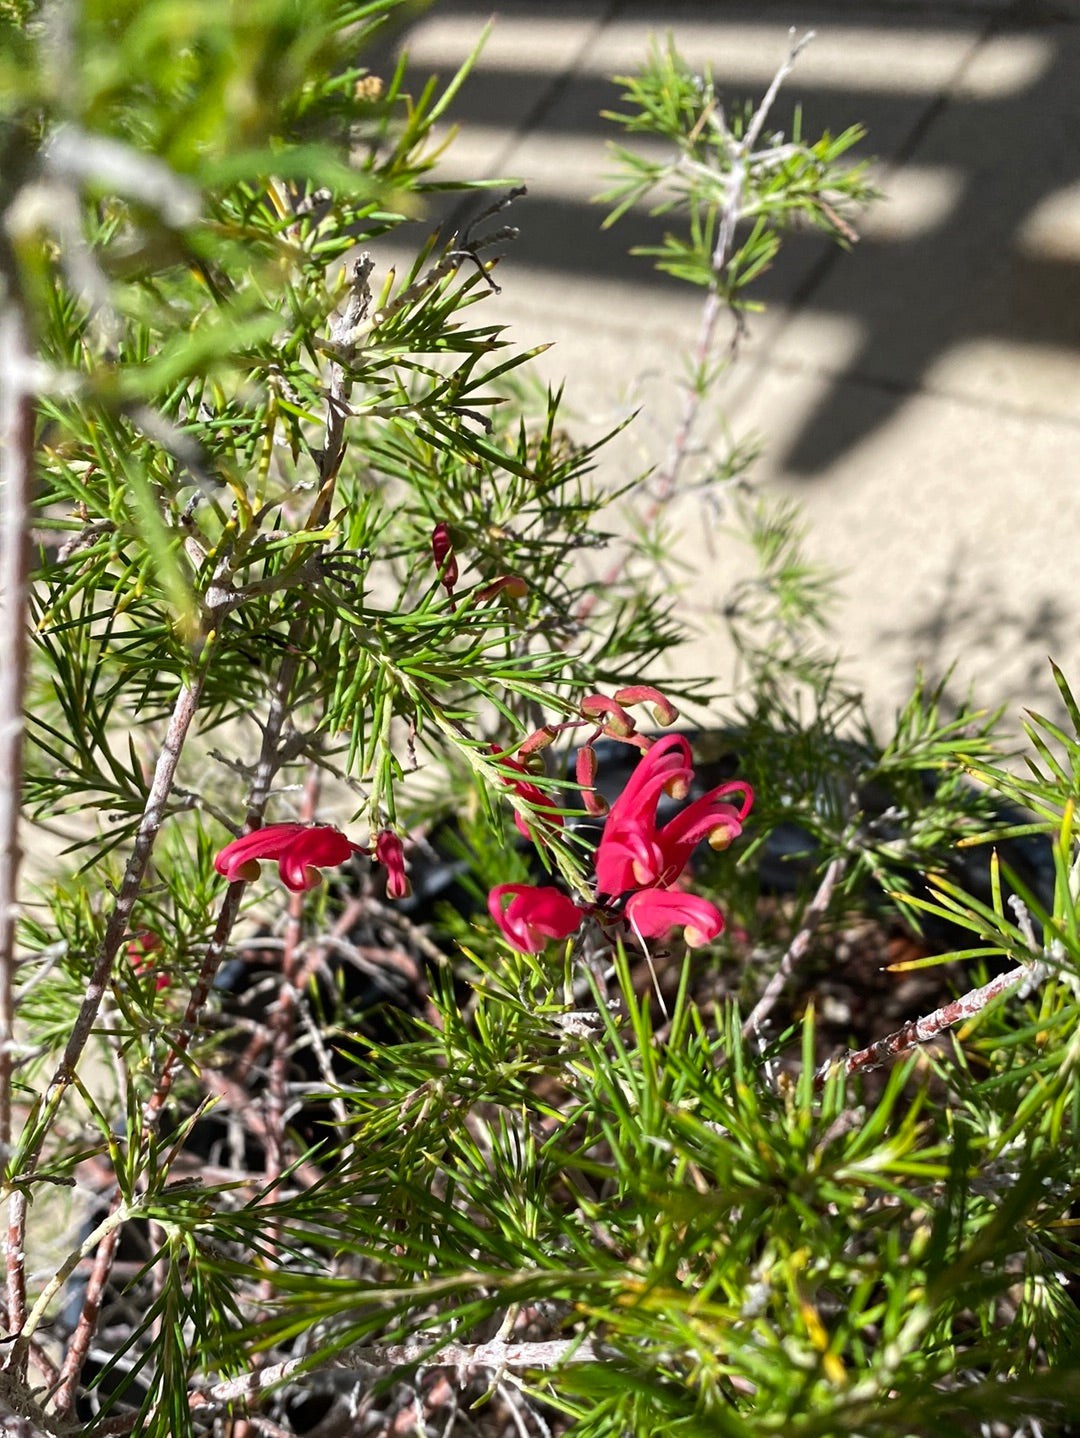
(214, 823), (362, 892)
(594, 735), (753, 897)
(624, 888), (724, 947)
(374, 829), (411, 899)
(488, 884), (584, 954)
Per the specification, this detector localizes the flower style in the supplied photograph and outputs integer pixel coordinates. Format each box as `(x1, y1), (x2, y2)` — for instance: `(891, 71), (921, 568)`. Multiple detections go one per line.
(488, 884), (584, 955)
(214, 823), (363, 892)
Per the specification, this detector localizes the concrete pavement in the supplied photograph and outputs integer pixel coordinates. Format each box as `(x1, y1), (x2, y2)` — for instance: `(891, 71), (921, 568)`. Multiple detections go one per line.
(389, 0), (1080, 736)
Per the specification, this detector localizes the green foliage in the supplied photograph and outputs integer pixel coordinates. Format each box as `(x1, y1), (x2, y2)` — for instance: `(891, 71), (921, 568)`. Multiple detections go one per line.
(2, 9), (1079, 1438)
(598, 38), (874, 305)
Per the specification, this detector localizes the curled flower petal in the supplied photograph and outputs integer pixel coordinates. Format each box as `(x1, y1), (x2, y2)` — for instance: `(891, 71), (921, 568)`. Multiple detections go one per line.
(374, 829), (411, 899)
(594, 735), (695, 894)
(595, 736), (752, 896)
(653, 781), (755, 875)
(215, 824), (361, 893)
(613, 685), (679, 726)
(579, 694), (636, 738)
(214, 824), (306, 883)
(277, 827), (361, 892)
(488, 884), (584, 953)
(624, 889), (725, 947)
(608, 734), (695, 819)
(596, 821), (670, 894)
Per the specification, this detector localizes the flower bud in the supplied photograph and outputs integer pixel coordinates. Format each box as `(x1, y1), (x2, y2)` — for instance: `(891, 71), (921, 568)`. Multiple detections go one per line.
(579, 693), (635, 738)
(475, 574), (528, 603)
(519, 725), (559, 756)
(431, 522), (458, 594)
(614, 685), (679, 727)
(374, 829), (411, 899)
(128, 930), (170, 991)
(576, 745), (608, 816)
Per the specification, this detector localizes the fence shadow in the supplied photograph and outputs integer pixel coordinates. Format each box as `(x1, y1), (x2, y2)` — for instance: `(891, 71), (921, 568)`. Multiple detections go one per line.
(386, 0), (1079, 483)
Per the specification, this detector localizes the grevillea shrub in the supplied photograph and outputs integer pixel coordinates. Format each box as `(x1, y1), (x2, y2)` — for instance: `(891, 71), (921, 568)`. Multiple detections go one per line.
(2, 5), (1079, 1436)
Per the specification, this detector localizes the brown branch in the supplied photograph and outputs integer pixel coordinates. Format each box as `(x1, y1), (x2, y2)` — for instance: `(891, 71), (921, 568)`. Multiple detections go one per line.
(30, 668), (213, 1150)
(139, 877), (246, 1129)
(45, 1199), (123, 1419)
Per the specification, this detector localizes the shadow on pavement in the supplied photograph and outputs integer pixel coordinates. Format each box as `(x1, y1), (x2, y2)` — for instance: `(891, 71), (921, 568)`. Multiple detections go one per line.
(388, 0), (1080, 479)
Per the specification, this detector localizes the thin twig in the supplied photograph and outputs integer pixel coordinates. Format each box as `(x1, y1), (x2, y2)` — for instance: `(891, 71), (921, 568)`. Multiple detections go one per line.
(0, 262), (35, 1366)
(19, 1201), (132, 1349)
(139, 876), (245, 1130)
(576, 30), (817, 625)
(32, 664), (215, 1146)
(49, 997), (131, 1418)
(655, 28), (815, 502)
(199, 1339), (601, 1410)
(742, 29), (816, 153)
(49, 1204), (123, 1419)
(815, 962), (1041, 1086)
(742, 855), (846, 1041)
(264, 764), (320, 1180)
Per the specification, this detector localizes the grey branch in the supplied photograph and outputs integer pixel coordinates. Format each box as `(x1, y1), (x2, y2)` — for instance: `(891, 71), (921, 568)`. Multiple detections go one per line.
(655, 28), (816, 502)
(200, 1338), (600, 1410)
(816, 962), (1042, 1085)
(0, 254), (35, 1360)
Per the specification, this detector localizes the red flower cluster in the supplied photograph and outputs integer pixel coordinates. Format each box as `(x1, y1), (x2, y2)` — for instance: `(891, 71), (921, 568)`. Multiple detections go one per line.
(490, 684), (678, 839)
(489, 732), (752, 953)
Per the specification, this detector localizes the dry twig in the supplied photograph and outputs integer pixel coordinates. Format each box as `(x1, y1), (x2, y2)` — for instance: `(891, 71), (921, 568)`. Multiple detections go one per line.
(815, 961), (1044, 1086)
